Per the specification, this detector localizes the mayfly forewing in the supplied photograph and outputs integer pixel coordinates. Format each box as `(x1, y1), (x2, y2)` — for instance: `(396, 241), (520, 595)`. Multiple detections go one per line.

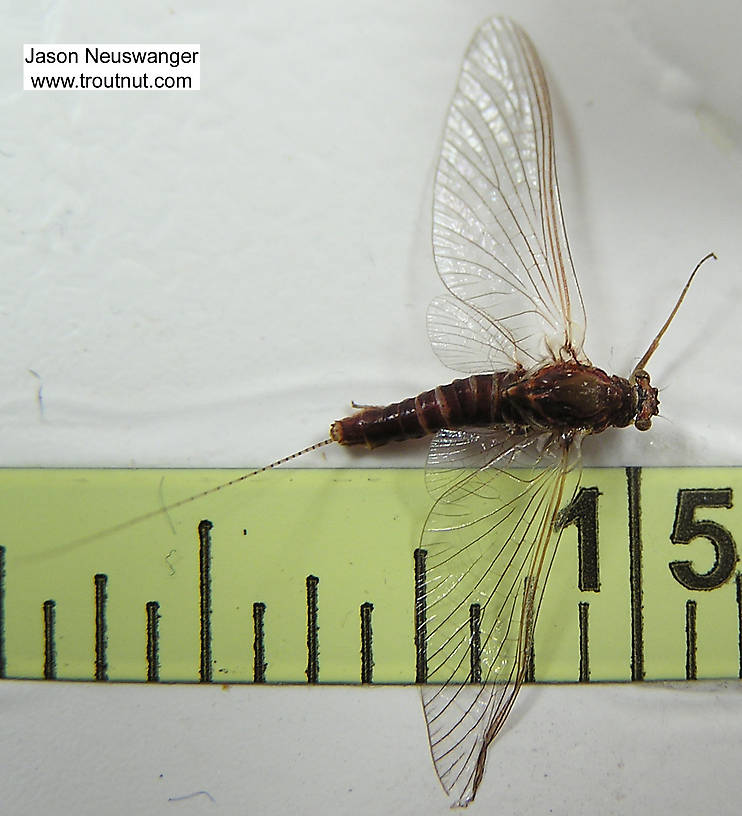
(420, 430), (580, 806)
(430, 16), (587, 374)
(425, 426), (561, 500)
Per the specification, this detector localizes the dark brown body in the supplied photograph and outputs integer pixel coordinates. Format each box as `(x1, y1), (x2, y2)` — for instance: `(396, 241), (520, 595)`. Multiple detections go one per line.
(330, 362), (654, 448)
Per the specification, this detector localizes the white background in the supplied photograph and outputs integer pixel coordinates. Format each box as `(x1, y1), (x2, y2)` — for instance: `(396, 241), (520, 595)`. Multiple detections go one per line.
(3, 0), (742, 813)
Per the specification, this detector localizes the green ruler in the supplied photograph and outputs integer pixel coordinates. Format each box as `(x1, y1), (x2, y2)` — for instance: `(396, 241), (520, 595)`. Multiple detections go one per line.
(2, 467), (740, 684)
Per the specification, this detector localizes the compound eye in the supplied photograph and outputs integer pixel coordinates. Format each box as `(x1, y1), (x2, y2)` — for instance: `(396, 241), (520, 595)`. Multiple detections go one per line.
(635, 417), (652, 431)
(630, 368), (650, 386)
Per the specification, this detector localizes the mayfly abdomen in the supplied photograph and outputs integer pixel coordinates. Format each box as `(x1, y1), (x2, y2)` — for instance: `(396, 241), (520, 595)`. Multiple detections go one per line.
(331, 362), (651, 449)
(330, 371), (523, 448)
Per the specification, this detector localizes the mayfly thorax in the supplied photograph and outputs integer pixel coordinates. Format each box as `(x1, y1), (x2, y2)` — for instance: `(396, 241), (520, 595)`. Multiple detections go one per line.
(74, 16), (714, 808)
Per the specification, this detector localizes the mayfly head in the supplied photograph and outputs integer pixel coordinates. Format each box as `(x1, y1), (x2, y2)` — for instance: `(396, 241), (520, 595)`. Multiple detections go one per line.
(630, 368), (659, 431)
(629, 251), (716, 430)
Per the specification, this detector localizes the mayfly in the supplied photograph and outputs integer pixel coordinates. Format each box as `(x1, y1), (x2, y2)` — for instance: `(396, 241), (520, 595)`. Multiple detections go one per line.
(326, 17), (713, 805)
(74, 15), (713, 808)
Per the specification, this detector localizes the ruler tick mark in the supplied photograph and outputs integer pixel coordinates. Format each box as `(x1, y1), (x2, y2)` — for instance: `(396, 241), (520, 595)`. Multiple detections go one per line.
(685, 599), (697, 680)
(94, 573), (108, 681)
(253, 602), (267, 683)
(43, 599), (56, 680)
(578, 601), (590, 682)
(0, 545), (5, 679)
(627, 467), (645, 681)
(469, 603), (481, 684)
(199, 520), (213, 683)
(306, 575), (319, 683)
(524, 575), (536, 683)
(360, 602), (374, 684)
(146, 601), (160, 682)
(414, 548), (428, 683)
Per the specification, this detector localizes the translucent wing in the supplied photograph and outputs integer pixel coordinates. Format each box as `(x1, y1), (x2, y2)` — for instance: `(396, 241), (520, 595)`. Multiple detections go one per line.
(419, 427), (582, 806)
(430, 16), (587, 373)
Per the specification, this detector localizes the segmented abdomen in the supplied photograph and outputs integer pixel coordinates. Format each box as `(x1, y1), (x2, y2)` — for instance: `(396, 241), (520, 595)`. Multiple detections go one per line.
(330, 372), (523, 449)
